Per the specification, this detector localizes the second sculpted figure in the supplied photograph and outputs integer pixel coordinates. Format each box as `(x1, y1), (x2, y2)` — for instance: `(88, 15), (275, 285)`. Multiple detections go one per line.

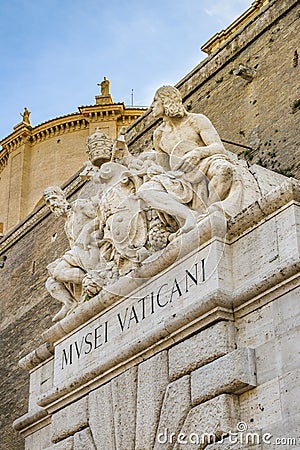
(43, 186), (103, 321)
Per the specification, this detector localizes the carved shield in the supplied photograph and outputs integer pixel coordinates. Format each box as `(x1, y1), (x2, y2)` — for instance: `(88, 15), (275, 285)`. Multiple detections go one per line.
(105, 195), (148, 261)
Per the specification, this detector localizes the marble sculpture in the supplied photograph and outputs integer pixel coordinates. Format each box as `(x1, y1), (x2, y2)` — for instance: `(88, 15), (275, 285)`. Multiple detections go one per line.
(43, 85), (256, 321)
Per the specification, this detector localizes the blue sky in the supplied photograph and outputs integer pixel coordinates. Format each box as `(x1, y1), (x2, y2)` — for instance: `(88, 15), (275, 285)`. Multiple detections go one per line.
(0, 0), (252, 140)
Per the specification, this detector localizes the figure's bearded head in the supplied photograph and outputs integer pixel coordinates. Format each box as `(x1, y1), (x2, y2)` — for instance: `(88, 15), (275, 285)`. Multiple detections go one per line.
(43, 186), (70, 217)
(154, 85), (186, 118)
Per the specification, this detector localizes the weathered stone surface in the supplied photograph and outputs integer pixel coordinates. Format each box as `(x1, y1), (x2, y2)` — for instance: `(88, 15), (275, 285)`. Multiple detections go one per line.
(44, 436), (73, 450)
(279, 368), (300, 419)
(273, 287), (300, 336)
(231, 217), (279, 291)
(206, 437), (261, 450)
(173, 394), (239, 450)
(254, 339), (281, 386)
(168, 321), (235, 380)
(191, 348), (256, 405)
(154, 375), (191, 450)
(29, 359), (53, 410)
(276, 204), (300, 262)
(51, 396), (88, 443)
(237, 286), (300, 354)
(88, 383), (115, 450)
(74, 427), (96, 449)
(135, 351), (169, 450)
(255, 327), (300, 385)
(111, 367), (137, 450)
(249, 165), (287, 196)
(239, 379), (282, 429)
(261, 412), (300, 450)
(24, 424), (52, 450)
(236, 303), (274, 348)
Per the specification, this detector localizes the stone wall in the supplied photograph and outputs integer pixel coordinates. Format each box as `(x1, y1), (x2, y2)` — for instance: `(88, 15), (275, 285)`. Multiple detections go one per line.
(127, 0), (300, 178)
(23, 293), (300, 450)
(1, 1), (299, 448)
(11, 180), (300, 449)
(0, 188), (80, 450)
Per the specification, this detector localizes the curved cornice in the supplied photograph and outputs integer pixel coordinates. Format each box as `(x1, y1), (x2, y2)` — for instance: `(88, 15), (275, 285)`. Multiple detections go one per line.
(0, 103), (147, 170)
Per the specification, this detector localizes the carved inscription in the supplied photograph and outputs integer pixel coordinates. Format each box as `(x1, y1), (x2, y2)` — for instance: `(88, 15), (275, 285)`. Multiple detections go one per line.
(59, 259), (205, 370)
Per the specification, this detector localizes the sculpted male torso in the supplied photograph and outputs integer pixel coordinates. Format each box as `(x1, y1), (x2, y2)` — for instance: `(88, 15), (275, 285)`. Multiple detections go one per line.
(138, 86), (241, 228)
(155, 113), (219, 157)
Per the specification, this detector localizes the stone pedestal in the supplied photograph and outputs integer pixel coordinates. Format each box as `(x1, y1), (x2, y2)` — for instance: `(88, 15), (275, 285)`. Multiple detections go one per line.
(14, 180), (300, 449)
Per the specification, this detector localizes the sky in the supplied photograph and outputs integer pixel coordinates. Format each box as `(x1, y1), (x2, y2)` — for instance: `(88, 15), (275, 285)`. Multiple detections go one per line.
(0, 0), (252, 140)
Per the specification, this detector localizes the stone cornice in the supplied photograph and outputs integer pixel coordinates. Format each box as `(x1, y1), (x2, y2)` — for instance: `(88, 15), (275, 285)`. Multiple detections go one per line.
(18, 343), (54, 372)
(30, 115), (90, 145)
(227, 178), (300, 240)
(0, 113), (89, 169)
(79, 103), (146, 124)
(0, 103), (147, 166)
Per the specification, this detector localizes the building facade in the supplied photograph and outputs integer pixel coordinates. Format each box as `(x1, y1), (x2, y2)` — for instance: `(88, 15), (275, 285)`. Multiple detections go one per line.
(0, 1), (299, 448)
(0, 80), (146, 234)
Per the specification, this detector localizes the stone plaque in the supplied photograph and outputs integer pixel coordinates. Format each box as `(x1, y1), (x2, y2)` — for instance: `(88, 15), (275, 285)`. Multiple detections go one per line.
(53, 241), (225, 386)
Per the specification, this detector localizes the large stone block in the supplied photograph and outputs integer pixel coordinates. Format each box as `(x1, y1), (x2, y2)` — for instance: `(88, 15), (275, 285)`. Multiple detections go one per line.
(111, 367), (137, 450)
(276, 204), (300, 261)
(255, 327), (300, 385)
(173, 394), (239, 450)
(88, 383), (115, 450)
(135, 351), (169, 450)
(73, 427), (96, 449)
(191, 348), (256, 405)
(236, 303), (274, 348)
(273, 287), (300, 336)
(24, 423), (52, 450)
(29, 359), (53, 411)
(279, 368), (300, 419)
(154, 375), (191, 450)
(168, 321), (235, 380)
(231, 218), (279, 291)
(239, 378), (282, 429)
(87, 367), (138, 450)
(260, 412), (300, 450)
(51, 396), (88, 443)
